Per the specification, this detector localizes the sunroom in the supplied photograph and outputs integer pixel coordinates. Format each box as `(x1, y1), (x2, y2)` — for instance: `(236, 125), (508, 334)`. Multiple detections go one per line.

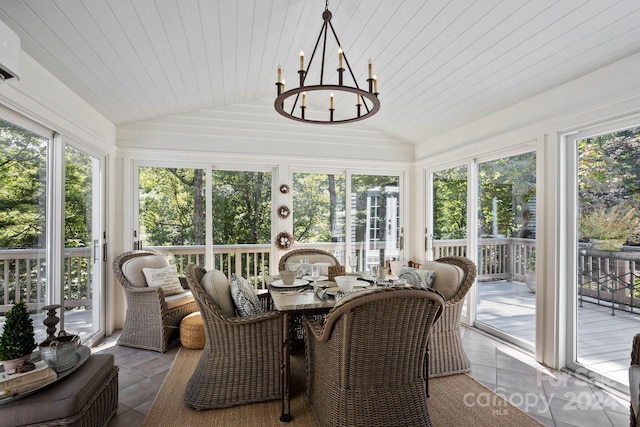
(1, 1), (640, 425)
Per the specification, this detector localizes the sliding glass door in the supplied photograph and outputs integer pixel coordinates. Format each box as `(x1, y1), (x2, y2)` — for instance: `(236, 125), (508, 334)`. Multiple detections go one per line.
(0, 119), (49, 341)
(427, 151), (536, 350)
(63, 144), (105, 343)
(570, 124), (640, 391)
(475, 152), (536, 349)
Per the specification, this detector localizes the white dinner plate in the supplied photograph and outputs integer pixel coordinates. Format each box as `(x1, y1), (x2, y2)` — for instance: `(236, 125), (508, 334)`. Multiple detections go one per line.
(302, 275), (328, 282)
(353, 280), (370, 287)
(361, 274), (399, 282)
(271, 279), (309, 288)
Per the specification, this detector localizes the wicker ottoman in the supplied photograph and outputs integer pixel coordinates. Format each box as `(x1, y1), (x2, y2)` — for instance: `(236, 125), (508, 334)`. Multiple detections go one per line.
(180, 311), (205, 349)
(0, 354), (118, 427)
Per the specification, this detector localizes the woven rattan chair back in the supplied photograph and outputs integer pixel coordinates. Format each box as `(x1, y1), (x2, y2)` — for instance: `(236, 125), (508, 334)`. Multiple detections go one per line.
(425, 255), (477, 378)
(304, 286), (445, 427)
(278, 248), (340, 272)
(183, 264), (283, 410)
(112, 250), (197, 352)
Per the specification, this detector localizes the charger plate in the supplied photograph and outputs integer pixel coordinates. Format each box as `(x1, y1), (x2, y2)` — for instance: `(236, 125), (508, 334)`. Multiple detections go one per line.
(271, 279), (309, 288)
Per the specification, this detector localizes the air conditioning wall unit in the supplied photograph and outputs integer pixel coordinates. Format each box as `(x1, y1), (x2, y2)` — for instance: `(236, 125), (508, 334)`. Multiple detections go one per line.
(0, 18), (20, 81)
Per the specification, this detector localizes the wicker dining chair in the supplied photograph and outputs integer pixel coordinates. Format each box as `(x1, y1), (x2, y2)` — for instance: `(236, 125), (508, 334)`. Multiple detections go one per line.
(183, 264), (283, 409)
(278, 248), (341, 351)
(304, 286), (445, 427)
(278, 248), (340, 272)
(112, 250), (197, 353)
(419, 256), (477, 377)
(631, 333), (640, 427)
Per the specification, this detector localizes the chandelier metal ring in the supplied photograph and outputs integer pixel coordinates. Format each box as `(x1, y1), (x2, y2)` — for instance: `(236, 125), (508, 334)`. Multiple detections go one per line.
(274, 85), (380, 125)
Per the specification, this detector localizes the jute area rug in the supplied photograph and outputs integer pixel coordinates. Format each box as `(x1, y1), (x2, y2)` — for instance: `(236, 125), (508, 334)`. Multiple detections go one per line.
(143, 347), (543, 426)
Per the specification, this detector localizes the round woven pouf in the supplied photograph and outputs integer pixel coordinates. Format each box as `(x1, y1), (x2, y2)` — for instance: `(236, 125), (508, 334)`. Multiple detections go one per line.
(180, 312), (205, 350)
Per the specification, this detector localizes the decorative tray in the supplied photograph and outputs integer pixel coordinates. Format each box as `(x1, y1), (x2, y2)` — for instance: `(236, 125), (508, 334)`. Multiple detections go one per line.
(0, 345), (90, 404)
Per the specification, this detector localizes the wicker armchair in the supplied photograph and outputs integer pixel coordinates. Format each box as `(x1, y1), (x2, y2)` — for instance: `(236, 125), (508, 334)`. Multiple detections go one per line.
(631, 333), (640, 427)
(304, 286), (445, 427)
(278, 248), (341, 351)
(113, 250), (197, 352)
(419, 256), (477, 377)
(278, 248), (340, 272)
(183, 264), (282, 409)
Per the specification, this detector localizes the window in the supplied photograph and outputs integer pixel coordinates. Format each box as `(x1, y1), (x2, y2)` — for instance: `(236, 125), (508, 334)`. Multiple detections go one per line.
(293, 172), (346, 260)
(0, 119), (48, 340)
(351, 174), (400, 271)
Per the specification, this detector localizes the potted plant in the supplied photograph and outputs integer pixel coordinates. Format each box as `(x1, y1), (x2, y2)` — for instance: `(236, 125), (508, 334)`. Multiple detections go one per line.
(580, 205), (640, 251)
(525, 250), (536, 292)
(0, 302), (36, 371)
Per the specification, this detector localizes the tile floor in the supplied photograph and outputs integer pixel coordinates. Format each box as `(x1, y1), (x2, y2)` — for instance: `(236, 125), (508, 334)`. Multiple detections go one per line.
(96, 327), (631, 426)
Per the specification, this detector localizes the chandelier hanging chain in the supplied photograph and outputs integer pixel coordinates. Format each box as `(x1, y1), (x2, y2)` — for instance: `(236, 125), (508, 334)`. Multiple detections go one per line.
(274, 1), (380, 124)
(289, 9), (372, 116)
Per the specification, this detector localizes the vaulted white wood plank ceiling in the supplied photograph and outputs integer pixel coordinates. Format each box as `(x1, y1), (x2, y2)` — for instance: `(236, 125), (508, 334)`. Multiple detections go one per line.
(1, 0), (640, 151)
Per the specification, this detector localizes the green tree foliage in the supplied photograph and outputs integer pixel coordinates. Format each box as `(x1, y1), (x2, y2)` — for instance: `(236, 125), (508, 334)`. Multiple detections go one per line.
(64, 146), (93, 248)
(293, 173), (345, 242)
(0, 122), (47, 249)
(139, 168), (272, 246)
(211, 170), (271, 244)
(433, 156), (537, 242)
(578, 127), (640, 243)
(478, 153), (536, 238)
(579, 128), (640, 211)
(433, 167), (468, 240)
(139, 167), (206, 246)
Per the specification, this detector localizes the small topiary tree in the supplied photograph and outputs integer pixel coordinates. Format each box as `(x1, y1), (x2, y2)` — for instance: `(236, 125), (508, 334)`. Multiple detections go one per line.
(0, 302), (36, 361)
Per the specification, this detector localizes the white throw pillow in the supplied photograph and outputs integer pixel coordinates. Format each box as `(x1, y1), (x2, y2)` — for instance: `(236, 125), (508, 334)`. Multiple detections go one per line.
(229, 275), (263, 317)
(142, 265), (184, 296)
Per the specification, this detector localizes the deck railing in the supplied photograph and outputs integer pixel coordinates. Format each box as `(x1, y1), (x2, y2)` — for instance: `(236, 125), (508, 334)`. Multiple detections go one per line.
(3, 239), (638, 315)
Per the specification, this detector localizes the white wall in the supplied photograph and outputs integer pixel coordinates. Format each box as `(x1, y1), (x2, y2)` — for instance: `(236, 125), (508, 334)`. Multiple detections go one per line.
(412, 51), (640, 370)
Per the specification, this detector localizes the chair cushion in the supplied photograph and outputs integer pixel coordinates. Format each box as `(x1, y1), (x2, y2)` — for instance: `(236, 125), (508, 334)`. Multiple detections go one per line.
(630, 365), (640, 414)
(165, 290), (195, 310)
(122, 255), (169, 287)
(420, 261), (464, 300)
(142, 265), (185, 296)
(200, 269), (235, 317)
(229, 275), (264, 317)
(398, 267), (435, 288)
(0, 354), (114, 427)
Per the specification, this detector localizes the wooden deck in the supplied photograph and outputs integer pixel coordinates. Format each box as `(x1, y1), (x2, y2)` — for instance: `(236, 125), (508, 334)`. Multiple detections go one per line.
(476, 279), (640, 387)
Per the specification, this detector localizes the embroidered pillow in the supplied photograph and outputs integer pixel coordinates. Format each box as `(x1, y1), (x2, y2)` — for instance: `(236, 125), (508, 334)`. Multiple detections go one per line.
(229, 275), (264, 317)
(142, 265), (185, 296)
(398, 267), (436, 288)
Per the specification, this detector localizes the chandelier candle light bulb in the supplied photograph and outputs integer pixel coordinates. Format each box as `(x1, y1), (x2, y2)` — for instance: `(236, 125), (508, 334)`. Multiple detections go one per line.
(373, 75), (378, 93)
(277, 66), (281, 82)
(301, 92), (306, 107)
(299, 51), (304, 71)
(338, 47), (343, 68)
(330, 93), (334, 109)
(368, 59), (372, 79)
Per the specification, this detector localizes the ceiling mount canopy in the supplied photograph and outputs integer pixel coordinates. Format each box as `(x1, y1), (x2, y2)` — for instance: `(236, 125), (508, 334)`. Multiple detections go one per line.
(274, 0), (380, 124)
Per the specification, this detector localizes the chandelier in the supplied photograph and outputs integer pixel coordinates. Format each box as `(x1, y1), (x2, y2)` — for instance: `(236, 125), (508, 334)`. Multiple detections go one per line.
(274, 1), (380, 124)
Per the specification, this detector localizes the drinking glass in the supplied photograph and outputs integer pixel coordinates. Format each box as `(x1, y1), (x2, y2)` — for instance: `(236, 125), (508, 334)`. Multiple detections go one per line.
(348, 255), (358, 273)
(299, 258), (309, 277)
(310, 265), (321, 292)
(369, 264), (380, 287)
